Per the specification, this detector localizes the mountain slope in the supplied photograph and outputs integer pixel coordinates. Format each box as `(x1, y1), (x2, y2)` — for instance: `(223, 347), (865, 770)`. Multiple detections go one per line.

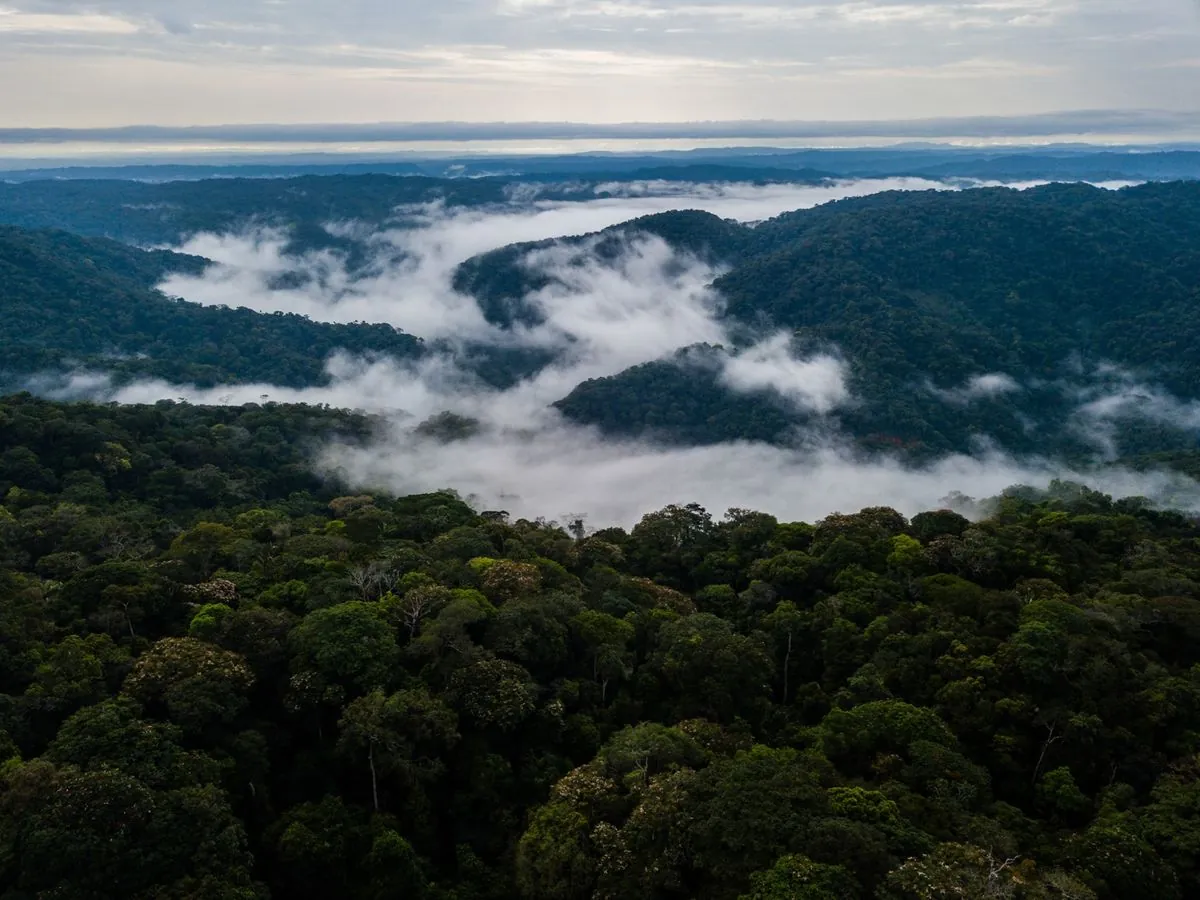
(0, 175), (514, 248)
(452, 210), (748, 326)
(0, 171), (818, 251)
(12, 179), (1200, 460)
(0, 226), (422, 389)
(548, 182), (1200, 457)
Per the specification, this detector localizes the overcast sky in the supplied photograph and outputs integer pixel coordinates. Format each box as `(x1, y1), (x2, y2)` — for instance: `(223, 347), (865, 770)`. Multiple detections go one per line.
(1, 0), (1199, 128)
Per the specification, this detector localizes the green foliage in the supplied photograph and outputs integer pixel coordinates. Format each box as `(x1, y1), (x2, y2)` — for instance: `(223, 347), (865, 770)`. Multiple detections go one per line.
(0, 226), (422, 390)
(1, 397), (1200, 897)
(821, 700), (958, 768)
(647, 612), (774, 722)
(189, 602), (235, 641)
(449, 658), (539, 731)
(553, 182), (1200, 460)
(0, 758), (262, 898)
(289, 602), (398, 693)
(515, 802), (595, 900)
(882, 843), (1093, 899)
(123, 637), (255, 733)
(740, 855), (860, 899)
(599, 722), (706, 785)
(337, 687), (459, 791)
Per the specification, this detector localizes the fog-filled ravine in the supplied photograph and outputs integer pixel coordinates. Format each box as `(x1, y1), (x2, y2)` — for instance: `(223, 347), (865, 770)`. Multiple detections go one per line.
(8, 174), (1200, 526)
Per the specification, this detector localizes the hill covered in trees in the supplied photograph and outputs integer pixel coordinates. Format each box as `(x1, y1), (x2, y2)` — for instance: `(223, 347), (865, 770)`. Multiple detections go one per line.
(0, 168), (830, 251)
(3, 395), (1200, 897)
(521, 182), (1200, 457)
(0, 176), (515, 248)
(0, 226), (423, 390)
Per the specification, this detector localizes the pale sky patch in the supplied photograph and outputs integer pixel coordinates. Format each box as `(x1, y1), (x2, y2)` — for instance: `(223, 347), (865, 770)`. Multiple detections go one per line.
(0, 0), (1196, 130)
(0, 8), (142, 33)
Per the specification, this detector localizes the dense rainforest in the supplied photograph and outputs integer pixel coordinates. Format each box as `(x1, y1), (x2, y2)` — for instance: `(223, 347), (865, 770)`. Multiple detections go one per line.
(539, 182), (1200, 457)
(4, 394), (1200, 898)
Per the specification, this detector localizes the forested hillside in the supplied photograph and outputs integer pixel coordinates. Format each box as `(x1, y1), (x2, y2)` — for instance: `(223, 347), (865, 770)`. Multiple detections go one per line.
(452, 210), (749, 327)
(545, 182), (1200, 456)
(0, 226), (422, 389)
(0, 176), (514, 247)
(0, 168), (824, 249)
(3, 395), (1200, 898)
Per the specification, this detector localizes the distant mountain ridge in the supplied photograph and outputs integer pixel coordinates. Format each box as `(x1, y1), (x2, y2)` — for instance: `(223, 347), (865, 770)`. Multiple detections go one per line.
(4, 144), (1200, 182)
(3, 147), (1200, 248)
(0, 169), (825, 251)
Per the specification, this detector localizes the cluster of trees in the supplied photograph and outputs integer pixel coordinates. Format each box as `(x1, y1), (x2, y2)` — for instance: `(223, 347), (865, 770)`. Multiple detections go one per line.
(4, 394), (1200, 897)
(555, 344), (799, 446)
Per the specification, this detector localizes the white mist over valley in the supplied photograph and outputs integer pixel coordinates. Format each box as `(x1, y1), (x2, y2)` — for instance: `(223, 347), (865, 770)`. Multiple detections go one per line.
(34, 176), (1200, 526)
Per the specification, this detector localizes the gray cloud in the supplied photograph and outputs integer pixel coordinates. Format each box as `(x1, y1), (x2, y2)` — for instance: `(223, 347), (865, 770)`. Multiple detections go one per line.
(720, 334), (849, 413)
(319, 427), (1200, 528)
(53, 359), (1200, 528)
(1069, 365), (1200, 459)
(0, 0), (1197, 130)
(156, 178), (958, 337)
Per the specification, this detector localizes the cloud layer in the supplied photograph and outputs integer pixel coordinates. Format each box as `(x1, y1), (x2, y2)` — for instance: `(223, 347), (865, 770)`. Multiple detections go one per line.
(720, 333), (849, 414)
(51, 355), (1200, 528)
(1, 0), (1198, 131)
(322, 427), (1200, 528)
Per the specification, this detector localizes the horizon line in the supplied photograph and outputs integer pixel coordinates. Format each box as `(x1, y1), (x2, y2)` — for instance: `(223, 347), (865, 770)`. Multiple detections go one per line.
(4, 109), (1200, 144)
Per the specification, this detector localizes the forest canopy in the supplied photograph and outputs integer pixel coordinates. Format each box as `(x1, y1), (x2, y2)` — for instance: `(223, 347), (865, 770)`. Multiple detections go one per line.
(546, 182), (1200, 457)
(2, 395), (1200, 898)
